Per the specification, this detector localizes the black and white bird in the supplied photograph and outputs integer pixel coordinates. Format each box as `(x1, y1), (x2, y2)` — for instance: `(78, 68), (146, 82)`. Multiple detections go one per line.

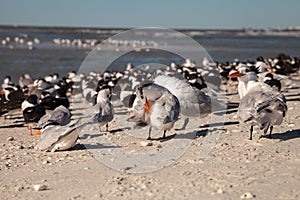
(21, 94), (46, 135)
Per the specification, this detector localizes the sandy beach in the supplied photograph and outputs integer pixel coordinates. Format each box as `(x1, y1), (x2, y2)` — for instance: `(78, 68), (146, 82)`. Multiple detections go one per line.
(0, 72), (299, 200)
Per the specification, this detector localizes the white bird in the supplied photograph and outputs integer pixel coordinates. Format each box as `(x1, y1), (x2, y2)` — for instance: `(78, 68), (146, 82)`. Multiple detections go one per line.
(154, 75), (212, 117)
(229, 71), (287, 140)
(153, 75), (225, 130)
(128, 82), (180, 140)
(91, 86), (114, 131)
(19, 74), (33, 89)
(36, 122), (80, 152)
(1, 75), (14, 90)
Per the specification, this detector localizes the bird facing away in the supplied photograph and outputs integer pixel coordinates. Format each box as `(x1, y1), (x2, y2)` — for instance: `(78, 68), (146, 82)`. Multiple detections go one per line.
(230, 71), (287, 140)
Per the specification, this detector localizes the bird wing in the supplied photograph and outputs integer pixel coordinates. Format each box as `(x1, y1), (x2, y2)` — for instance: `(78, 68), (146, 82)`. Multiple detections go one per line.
(49, 105), (71, 126)
(37, 124), (77, 151)
(154, 75), (213, 117)
(238, 84), (287, 130)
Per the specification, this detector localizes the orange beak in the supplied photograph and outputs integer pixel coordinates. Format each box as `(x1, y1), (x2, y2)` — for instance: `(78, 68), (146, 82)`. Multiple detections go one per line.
(228, 71), (244, 78)
(32, 130), (42, 135)
(144, 98), (151, 114)
(267, 66), (275, 74)
(0, 90), (5, 95)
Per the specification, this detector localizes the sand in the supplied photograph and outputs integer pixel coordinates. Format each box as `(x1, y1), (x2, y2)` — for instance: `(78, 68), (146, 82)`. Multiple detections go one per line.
(0, 75), (299, 200)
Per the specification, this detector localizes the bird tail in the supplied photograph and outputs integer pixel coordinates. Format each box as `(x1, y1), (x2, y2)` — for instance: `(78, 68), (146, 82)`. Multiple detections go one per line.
(255, 94), (287, 115)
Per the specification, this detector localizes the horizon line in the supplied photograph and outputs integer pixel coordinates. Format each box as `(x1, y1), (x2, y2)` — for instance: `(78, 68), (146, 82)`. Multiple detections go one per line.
(1, 24), (299, 31)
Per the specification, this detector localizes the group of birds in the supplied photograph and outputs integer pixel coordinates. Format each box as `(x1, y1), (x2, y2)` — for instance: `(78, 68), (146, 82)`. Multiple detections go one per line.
(1, 35), (40, 50)
(52, 37), (161, 49)
(0, 53), (299, 151)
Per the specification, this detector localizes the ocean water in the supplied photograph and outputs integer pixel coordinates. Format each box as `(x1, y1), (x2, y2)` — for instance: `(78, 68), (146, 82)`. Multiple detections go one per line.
(0, 26), (300, 83)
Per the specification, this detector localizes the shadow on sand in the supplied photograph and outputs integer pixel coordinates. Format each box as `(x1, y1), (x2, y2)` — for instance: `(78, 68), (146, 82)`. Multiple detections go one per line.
(262, 129), (300, 141)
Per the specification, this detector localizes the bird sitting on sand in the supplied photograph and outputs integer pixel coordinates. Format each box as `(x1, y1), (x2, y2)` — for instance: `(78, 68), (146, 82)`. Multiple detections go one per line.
(36, 122), (80, 152)
(36, 105), (71, 130)
(39, 89), (70, 110)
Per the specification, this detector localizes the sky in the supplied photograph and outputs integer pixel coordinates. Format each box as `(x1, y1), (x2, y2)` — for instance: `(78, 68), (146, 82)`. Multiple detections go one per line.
(0, 0), (299, 29)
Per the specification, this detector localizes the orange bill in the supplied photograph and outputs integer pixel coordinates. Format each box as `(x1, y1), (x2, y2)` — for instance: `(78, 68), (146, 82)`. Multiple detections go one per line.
(144, 98), (151, 114)
(267, 66), (275, 74)
(32, 130), (42, 135)
(228, 71), (244, 78)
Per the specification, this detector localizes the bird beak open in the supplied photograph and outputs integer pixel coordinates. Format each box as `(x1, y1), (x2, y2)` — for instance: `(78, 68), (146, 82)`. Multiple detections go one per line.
(267, 66), (275, 74)
(228, 71), (244, 78)
(32, 130), (42, 135)
(144, 98), (151, 114)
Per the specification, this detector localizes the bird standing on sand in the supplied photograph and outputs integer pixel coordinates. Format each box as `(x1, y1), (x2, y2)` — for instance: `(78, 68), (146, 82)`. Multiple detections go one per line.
(128, 82), (180, 140)
(153, 75), (225, 130)
(21, 94), (46, 135)
(91, 86), (114, 132)
(229, 70), (287, 140)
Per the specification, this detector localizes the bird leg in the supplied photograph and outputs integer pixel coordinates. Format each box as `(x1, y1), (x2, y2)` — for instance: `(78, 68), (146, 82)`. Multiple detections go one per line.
(249, 126), (253, 140)
(162, 130), (166, 139)
(106, 123), (109, 132)
(176, 117), (189, 131)
(27, 124), (33, 136)
(269, 126), (273, 138)
(147, 127), (152, 140)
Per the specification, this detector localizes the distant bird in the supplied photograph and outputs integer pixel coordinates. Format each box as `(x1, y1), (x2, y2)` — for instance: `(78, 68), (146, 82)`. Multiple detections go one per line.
(91, 86), (114, 131)
(19, 74), (33, 89)
(128, 82), (180, 140)
(263, 73), (281, 91)
(1, 86), (25, 112)
(1, 86), (25, 102)
(229, 71), (287, 140)
(1, 75), (14, 89)
(39, 89), (69, 110)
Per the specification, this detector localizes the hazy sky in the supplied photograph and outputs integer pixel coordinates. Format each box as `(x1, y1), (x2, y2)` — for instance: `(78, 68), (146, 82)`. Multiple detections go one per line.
(0, 0), (299, 29)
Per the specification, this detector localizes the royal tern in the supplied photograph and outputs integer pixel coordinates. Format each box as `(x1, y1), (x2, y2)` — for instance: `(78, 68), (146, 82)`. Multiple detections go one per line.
(91, 86), (114, 131)
(128, 82), (180, 140)
(229, 71), (287, 140)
